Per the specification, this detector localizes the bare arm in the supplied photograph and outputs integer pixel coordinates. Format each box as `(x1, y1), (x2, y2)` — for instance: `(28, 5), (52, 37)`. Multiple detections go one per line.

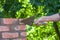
(46, 13), (60, 21)
(34, 13), (60, 25)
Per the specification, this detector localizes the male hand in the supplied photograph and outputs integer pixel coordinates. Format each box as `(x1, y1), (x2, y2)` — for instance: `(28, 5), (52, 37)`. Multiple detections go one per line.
(34, 13), (60, 25)
(34, 16), (48, 25)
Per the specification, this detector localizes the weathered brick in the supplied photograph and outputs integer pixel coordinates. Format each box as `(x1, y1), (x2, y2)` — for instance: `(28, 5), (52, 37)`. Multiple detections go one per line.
(12, 38), (26, 40)
(22, 38), (27, 40)
(19, 19), (23, 22)
(20, 38), (27, 40)
(14, 25), (26, 31)
(0, 18), (26, 40)
(3, 18), (17, 24)
(12, 38), (21, 40)
(0, 39), (9, 40)
(21, 32), (26, 37)
(0, 26), (9, 32)
(2, 32), (19, 38)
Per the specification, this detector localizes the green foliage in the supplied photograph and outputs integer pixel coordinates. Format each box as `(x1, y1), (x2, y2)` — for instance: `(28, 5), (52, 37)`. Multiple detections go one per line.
(30, 0), (60, 16)
(0, 0), (60, 40)
(27, 22), (60, 40)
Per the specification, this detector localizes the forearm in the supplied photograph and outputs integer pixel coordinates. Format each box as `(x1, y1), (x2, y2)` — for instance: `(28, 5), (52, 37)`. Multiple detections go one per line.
(34, 13), (60, 25)
(48, 13), (60, 21)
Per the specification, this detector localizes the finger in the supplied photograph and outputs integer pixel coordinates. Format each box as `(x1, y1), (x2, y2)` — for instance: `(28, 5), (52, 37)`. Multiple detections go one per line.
(34, 20), (43, 25)
(34, 22), (47, 26)
(34, 20), (39, 25)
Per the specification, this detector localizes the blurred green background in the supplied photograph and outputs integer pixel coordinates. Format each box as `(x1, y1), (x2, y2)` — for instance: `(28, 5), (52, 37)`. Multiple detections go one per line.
(0, 0), (60, 40)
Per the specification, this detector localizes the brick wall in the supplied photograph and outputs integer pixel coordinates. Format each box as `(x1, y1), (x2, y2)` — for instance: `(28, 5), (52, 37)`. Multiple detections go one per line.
(0, 18), (26, 40)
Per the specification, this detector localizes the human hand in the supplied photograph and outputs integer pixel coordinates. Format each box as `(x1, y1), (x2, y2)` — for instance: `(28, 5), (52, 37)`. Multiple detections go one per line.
(34, 13), (60, 25)
(34, 16), (48, 25)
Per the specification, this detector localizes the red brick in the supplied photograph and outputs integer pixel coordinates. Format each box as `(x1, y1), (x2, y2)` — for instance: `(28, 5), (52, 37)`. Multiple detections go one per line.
(19, 19), (25, 25)
(2, 32), (19, 38)
(12, 38), (26, 40)
(12, 38), (22, 40)
(0, 26), (9, 31)
(21, 32), (26, 37)
(19, 19), (23, 22)
(19, 24), (26, 30)
(14, 25), (26, 31)
(0, 39), (9, 40)
(21, 38), (27, 40)
(22, 38), (27, 40)
(3, 18), (17, 24)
